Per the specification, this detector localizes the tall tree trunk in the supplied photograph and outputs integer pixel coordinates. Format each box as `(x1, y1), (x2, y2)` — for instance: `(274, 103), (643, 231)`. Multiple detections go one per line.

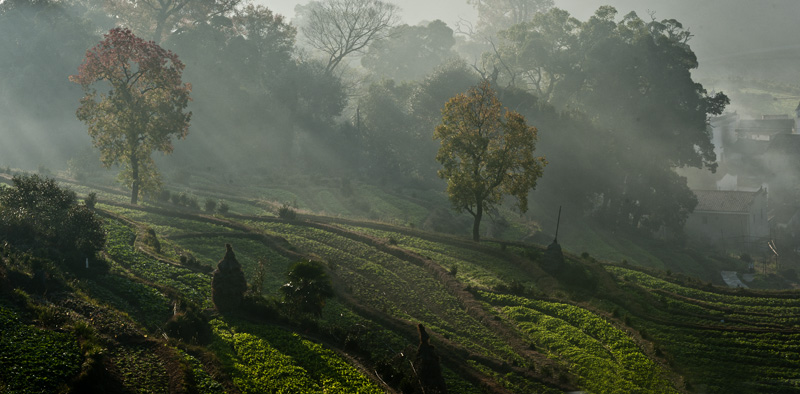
(130, 154), (139, 205)
(472, 203), (483, 242)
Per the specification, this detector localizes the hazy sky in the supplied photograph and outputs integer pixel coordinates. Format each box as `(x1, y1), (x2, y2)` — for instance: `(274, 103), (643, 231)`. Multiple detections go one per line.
(258, 0), (800, 76)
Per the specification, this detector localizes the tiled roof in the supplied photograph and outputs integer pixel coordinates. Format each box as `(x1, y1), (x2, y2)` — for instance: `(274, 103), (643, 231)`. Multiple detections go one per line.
(693, 190), (762, 213)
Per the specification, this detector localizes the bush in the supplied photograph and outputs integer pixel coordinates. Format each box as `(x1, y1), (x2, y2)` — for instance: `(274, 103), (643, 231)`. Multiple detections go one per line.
(84, 192), (97, 209)
(164, 301), (210, 344)
(158, 189), (171, 202)
(217, 200), (229, 214)
(278, 203), (297, 220)
(139, 227), (161, 254)
(187, 195), (199, 210)
(204, 198), (217, 213)
(0, 175), (105, 263)
(280, 260), (333, 317)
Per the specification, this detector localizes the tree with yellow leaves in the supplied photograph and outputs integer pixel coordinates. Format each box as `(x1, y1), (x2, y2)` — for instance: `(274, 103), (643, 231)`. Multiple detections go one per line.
(434, 81), (546, 242)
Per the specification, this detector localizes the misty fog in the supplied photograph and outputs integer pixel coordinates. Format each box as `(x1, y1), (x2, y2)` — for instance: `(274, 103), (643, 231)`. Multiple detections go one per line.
(2, 0), (800, 249)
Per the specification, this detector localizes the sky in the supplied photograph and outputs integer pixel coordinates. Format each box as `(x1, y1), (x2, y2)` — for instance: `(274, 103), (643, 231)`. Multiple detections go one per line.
(258, 0), (800, 78)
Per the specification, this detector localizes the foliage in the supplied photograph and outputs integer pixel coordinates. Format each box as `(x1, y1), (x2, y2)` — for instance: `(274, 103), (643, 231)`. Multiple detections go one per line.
(104, 0), (241, 44)
(280, 260), (334, 317)
(361, 20), (458, 82)
(0, 174), (105, 264)
(434, 81), (546, 241)
(493, 7), (729, 233)
(84, 192), (97, 209)
(204, 198), (217, 213)
(71, 27), (192, 204)
(468, 0), (554, 39)
(278, 203), (297, 220)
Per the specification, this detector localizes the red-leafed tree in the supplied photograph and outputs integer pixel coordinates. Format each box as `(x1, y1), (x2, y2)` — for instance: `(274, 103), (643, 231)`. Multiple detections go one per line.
(70, 28), (191, 204)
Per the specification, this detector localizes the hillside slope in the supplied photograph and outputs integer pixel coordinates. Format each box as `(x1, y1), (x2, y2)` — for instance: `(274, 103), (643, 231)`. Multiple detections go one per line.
(1, 174), (799, 393)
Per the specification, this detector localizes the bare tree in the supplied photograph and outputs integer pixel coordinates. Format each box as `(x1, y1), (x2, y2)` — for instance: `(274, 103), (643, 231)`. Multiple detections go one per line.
(299, 0), (399, 74)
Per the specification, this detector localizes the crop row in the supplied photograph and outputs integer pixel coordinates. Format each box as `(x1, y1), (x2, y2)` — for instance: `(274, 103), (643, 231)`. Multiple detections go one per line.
(246, 220), (521, 362)
(104, 219), (211, 307)
(606, 266), (800, 308)
(177, 348), (226, 394)
(105, 205), (235, 237)
(172, 236), (291, 295)
(605, 266), (800, 326)
(210, 318), (384, 393)
(477, 291), (678, 394)
(340, 225), (535, 290)
(82, 273), (172, 330)
(629, 315), (800, 394)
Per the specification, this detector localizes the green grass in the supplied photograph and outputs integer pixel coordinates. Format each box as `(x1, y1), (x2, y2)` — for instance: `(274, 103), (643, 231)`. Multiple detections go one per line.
(478, 292), (678, 394)
(0, 303), (83, 394)
(210, 318), (384, 394)
(172, 236), (292, 294)
(248, 221), (521, 362)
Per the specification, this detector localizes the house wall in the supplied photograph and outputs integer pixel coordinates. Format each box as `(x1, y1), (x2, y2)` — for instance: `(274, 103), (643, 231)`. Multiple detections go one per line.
(685, 212), (751, 243)
(685, 192), (769, 244)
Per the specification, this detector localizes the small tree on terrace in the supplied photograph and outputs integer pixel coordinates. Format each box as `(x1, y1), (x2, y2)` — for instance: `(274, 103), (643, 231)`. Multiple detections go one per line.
(70, 28), (192, 204)
(434, 81), (546, 242)
(280, 260), (334, 317)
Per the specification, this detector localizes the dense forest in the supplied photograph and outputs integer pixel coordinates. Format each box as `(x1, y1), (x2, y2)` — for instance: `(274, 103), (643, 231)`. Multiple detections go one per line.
(2, 0), (800, 393)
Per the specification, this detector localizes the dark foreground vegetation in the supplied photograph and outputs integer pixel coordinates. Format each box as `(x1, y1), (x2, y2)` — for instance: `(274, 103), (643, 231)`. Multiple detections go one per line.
(1, 174), (799, 394)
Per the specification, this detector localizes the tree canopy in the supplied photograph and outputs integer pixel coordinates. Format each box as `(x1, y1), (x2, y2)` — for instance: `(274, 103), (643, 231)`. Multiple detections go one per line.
(280, 260), (334, 317)
(71, 27), (192, 204)
(0, 175), (105, 265)
(493, 7), (728, 233)
(435, 81), (546, 242)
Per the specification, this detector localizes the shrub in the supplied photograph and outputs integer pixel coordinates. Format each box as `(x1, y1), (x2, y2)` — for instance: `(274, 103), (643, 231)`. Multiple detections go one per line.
(280, 260), (333, 317)
(0, 175), (105, 264)
(187, 195), (199, 210)
(84, 192), (97, 209)
(158, 189), (171, 202)
(217, 200), (229, 214)
(164, 301), (210, 344)
(204, 198), (217, 213)
(139, 227), (161, 254)
(278, 203), (297, 220)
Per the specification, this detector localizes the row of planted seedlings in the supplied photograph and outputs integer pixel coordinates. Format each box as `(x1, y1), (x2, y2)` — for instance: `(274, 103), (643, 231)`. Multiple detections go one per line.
(246, 220), (521, 361)
(241, 219), (531, 391)
(103, 207), (401, 393)
(338, 225), (538, 290)
(475, 291), (680, 394)
(247, 217), (604, 393)
(605, 265), (800, 326)
(334, 223), (685, 393)
(601, 266), (800, 393)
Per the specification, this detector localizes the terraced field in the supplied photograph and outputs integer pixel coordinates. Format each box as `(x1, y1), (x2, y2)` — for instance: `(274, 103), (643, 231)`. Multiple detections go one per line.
(2, 175), (800, 394)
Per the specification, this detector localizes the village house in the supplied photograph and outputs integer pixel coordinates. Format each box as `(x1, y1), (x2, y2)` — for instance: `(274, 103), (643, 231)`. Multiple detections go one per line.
(684, 188), (769, 247)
